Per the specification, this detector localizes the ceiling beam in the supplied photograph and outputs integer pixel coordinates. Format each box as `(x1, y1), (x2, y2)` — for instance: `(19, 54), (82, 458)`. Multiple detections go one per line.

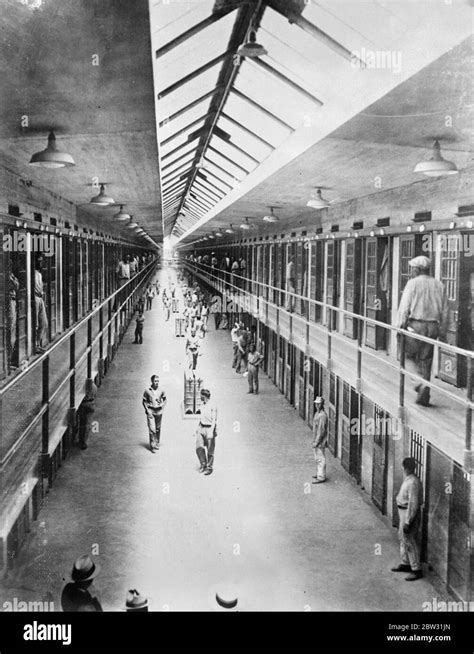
(161, 114), (209, 147)
(170, 1), (264, 236)
(208, 144), (250, 174)
(286, 12), (354, 62)
(197, 167), (233, 190)
(214, 132), (260, 164)
(158, 52), (230, 100)
(159, 87), (222, 127)
(155, 10), (234, 59)
(220, 111), (275, 149)
(231, 87), (294, 130)
(251, 57), (324, 106)
(203, 156), (242, 182)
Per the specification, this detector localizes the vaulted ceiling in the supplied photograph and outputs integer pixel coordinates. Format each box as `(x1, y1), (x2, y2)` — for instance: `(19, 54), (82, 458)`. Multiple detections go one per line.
(0, 0), (162, 245)
(149, 0), (473, 247)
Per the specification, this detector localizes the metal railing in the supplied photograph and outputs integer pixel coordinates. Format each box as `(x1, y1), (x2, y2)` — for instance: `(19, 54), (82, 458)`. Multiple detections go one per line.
(184, 260), (473, 463)
(0, 261), (157, 467)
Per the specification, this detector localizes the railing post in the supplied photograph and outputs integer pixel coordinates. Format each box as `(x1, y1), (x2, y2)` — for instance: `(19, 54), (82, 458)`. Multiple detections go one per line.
(356, 317), (362, 393)
(87, 316), (92, 379)
(465, 356), (472, 471)
(399, 333), (405, 408)
(327, 308), (332, 369)
(41, 355), (50, 482)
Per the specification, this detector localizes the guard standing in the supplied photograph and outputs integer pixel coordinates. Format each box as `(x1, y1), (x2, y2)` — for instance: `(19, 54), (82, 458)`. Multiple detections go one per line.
(391, 457), (423, 581)
(195, 388), (217, 475)
(247, 343), (264, 394)
(312, 396), (328, 483)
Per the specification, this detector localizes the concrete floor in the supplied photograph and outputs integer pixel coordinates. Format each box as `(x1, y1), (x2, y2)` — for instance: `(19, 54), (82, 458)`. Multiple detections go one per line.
(0, 268), (449, 612)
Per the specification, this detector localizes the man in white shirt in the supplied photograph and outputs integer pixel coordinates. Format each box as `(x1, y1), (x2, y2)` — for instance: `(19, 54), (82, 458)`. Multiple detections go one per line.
(195, 388), (217, 475)
(142, 374), (167, 453)
(231, 322), (240, 369)
(391, 457), (423, 581)
(396, 256), (447, 406)
(186, 328), (200, 370)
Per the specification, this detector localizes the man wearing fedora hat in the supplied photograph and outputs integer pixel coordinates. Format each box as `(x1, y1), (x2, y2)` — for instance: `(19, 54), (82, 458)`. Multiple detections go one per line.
(312, 396), (328, 483)
(61, 555), (102, 611)
(124, 589), (148, 612)
(396, 255), (447, 406)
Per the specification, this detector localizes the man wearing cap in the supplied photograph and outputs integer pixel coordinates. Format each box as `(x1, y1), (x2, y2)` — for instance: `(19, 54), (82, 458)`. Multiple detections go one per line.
(391, 457), (423, 581)
(312, 396), (328, 483)
(124, 589), (148, 612)
(142, 374), (167, 453)
(61, 555), (103, 611)
(195, 388), (217, 475)
(396, 256), (448, 406)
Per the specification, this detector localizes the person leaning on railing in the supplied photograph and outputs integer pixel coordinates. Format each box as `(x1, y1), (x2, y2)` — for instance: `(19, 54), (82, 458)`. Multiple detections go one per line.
(396, 255), (448, 407)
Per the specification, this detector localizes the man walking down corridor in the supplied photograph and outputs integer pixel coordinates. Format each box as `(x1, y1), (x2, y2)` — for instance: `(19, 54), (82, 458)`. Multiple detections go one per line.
(142, 374), (167, 453)
(195, 389), (217, 475)
(396, 256), (447, 406)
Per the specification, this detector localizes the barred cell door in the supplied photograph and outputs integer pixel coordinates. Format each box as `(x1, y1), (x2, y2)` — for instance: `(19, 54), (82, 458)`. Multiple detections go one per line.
(270, 330), (277, 384)
(46, 236), (58, 339)
(398, 235), (415, 302)
(310, 241), (324, 322)
(438, 233), (465, 386)
(325, 240), (340, 330)
(327, 371), (338, 456)
(341, 382), (360, 481)
(365, 237), (389, 350)
(425, 443), (450, 584)
(344, 238), (362, 339)
(372, 404), (389, 514)
(298, 350), (306, 419)
(285, 343), (295, 403)
(447, 463), (470, 599)
(278, 336), (285, 391)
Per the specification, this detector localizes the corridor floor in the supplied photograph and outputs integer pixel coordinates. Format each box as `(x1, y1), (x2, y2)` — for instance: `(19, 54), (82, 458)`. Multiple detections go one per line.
(0, 269), (447, 612)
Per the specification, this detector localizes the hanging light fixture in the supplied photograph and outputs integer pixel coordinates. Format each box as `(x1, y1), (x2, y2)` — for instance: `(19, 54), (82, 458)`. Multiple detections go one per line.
(208, 232), (215, 240)
(263, 206), (280, 223)
(113, 205), (131, 221)
(240, 217), (254, 230)
(237, 3), (267, 60)
(225, 224), (235, 234)
(414, 140), (458, 177)
(307, 189), (330, 209)
(126, 216), (138, 229)
(90, 183), (115, 205)
(29, 131), (75, 168)
(215, 229), (223, 237)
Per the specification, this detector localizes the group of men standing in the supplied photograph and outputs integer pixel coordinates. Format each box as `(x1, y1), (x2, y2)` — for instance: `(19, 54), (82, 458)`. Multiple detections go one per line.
(231, 321), (263, 394)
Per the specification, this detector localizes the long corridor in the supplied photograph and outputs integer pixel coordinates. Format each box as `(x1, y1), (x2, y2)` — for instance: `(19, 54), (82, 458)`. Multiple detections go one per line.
(0, 269), (448, 612)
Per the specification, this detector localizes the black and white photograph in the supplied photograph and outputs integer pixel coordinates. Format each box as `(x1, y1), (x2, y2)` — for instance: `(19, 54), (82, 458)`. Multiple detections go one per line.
(0, 0), (473, 650)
